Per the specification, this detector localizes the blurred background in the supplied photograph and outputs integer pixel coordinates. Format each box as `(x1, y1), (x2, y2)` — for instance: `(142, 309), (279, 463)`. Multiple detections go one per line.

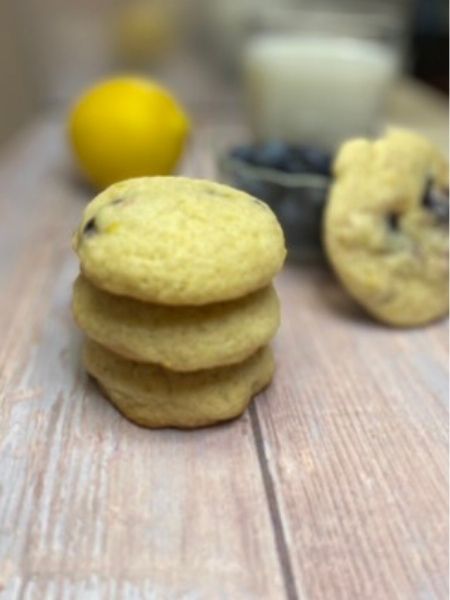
(0, 0), (448, 146)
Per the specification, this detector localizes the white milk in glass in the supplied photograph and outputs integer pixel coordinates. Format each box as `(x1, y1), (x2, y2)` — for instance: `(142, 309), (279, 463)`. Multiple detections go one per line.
(244, 35), (398, 149)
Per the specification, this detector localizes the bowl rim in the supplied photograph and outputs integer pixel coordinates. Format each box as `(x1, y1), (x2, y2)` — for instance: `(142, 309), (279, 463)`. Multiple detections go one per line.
(219, 153), (331, 189)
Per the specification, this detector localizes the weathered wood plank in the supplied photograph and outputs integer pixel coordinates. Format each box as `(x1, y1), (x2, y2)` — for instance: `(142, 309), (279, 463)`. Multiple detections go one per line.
(0, 76), (448, 600)
(255, 266), (449, 600)
(246, 84), (449, 600)
(0, 122), (286, 599)
(206, 81), (449, 598)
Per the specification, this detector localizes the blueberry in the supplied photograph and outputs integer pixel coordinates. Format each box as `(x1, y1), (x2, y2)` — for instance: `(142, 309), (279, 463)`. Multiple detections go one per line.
(254, 141), (290, 170)
(422, 179), (449, 224)
(387, 212), (400, 231)
(230, 141), (333, 176)
(83, 217), (97, 236)
(281, 148), (309, 173)
(296, 146), (333, 176)
(230, 145), (259, 165)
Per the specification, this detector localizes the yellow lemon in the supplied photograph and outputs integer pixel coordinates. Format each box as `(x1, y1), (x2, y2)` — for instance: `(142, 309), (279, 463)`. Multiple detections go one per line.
(68, 77), (190, 189)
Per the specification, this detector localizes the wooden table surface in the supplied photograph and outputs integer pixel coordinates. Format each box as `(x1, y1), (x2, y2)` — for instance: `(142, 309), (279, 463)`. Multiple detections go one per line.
(0, 77), (448, 600)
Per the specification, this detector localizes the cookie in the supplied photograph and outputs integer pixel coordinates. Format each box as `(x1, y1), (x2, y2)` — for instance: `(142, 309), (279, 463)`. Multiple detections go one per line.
(73, 176), (286, 305)
(84, 339), (274, 429)
(73, 275), (280, 371)
(324, 129), (449, 326)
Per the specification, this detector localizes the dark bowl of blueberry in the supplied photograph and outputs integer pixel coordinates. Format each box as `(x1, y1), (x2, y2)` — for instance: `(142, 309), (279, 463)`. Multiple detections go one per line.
(219, 142), (333, 261)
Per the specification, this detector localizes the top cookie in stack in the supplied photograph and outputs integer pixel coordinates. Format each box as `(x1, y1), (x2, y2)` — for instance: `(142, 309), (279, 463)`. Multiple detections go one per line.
(72, 177), (286, 429)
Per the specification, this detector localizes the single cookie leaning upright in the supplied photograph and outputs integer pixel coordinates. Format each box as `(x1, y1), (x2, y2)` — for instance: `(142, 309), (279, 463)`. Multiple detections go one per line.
(73, 274), (280, 371)
(73, 177), (286, 305)
(84, 339), (275, 429)
(324, 129), (449, 327)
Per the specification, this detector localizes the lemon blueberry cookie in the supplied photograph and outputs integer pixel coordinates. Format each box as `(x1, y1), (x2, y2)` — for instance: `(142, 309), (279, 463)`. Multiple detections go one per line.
(73, 177), (286, 305)
(324, 129), (449, 326)
(73, 274), (280, 371)
(84, 339), (275, 429)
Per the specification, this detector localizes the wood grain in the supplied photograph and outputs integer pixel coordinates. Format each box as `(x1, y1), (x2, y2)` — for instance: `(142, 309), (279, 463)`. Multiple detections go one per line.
(257, 267), (448, 600)
(0, 122), (285, 599)
(0, 79), (448, 599)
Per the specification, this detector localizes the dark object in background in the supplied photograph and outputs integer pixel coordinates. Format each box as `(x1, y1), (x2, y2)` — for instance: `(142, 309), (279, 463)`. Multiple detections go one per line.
(221, 143), (333, 261)
(230, 142), (332, 176)
(410, 0), (449, 93)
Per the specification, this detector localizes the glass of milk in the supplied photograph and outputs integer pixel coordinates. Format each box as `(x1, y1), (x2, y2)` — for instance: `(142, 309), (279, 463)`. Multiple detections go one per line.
(243, 24), (401, 149)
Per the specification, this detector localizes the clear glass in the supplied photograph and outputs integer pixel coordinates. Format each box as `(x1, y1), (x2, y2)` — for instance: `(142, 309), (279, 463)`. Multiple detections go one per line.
(242, 4), (407, 149)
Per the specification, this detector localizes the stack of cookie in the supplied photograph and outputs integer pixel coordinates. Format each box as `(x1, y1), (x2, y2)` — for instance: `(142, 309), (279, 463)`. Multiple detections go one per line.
(72, 177), (286, 428)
